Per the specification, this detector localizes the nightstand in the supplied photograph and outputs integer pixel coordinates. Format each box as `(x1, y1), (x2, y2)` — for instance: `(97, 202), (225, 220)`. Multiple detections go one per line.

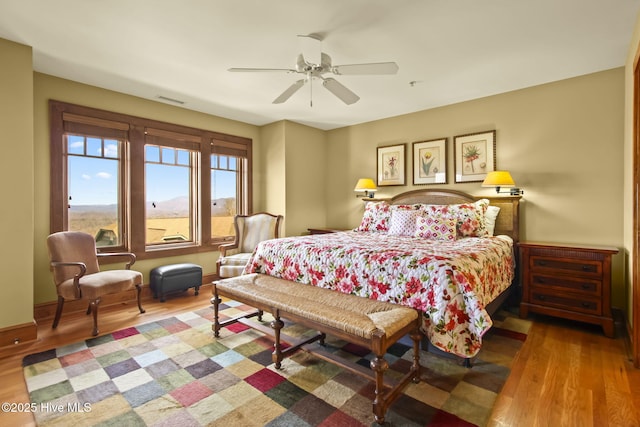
(307, 228), (350, 235)
(519, 242), (618, 337)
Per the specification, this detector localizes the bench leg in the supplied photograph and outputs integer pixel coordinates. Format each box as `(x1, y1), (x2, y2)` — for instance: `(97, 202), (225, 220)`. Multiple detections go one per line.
(212, 287), (222, 337)
(271, 311), (284, 369)
(410, 328), (422, 383)
(371, 353), (390, 424)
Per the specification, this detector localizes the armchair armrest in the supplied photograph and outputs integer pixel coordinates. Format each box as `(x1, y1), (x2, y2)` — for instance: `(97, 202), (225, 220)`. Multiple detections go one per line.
(97, 252), (137, 269)
(218, 242), (239, 258)
(50, 261), (87, 293)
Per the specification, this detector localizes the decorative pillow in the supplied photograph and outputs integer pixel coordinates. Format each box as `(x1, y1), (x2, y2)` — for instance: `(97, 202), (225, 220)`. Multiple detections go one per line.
(388, 209), (423, 236)
(454, 199), (489, 237)
(424, 199), (489, 237)
(355, 201), (391, 232)
(485, 205), (501, 236)
(414, 213), (457, 241)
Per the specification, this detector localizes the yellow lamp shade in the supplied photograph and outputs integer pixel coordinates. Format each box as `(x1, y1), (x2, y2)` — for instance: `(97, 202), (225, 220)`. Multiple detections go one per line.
(354, 178), (377, 192)
(482, 171), (515, 187)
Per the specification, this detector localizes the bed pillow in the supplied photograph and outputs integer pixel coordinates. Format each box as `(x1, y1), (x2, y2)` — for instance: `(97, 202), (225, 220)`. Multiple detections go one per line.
(485, 205), (501, 236)
(414, 213), (457, 241)
(453, 199), (489, 237)
(355, 201), (391, 232)
(424, 199), (489, 237)
(388, 209), (423, 236)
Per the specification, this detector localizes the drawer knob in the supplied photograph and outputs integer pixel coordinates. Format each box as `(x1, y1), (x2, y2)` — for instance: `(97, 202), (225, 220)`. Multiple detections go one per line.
(581, 302), (592, 308)
(582, 284), (590, 290)
(582, 265), (594, 272)
(536, 295), (546, 301)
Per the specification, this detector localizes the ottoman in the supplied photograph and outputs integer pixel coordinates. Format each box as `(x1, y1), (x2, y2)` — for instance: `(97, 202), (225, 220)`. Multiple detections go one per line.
(150, 263), (202, 302)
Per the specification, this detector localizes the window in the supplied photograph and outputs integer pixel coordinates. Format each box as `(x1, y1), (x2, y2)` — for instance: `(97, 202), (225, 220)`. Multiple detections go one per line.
(50, 100), (252, 260)
(66, 134), (123, 248)
(145, 144), (196, 247)
(211, 154), (239, 241)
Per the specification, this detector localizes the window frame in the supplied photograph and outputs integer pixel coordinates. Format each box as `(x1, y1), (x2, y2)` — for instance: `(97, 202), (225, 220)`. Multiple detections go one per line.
(49, 100), (252, 261)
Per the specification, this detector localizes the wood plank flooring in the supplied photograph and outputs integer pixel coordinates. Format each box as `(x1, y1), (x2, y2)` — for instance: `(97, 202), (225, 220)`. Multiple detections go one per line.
(0, 289), (638, 427)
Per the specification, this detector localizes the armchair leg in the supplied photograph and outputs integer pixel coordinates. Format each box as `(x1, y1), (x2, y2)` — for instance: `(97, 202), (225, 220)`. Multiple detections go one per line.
(52, 296), (64, 329)
(89, 298), (101, 336)
(136, 285), (146, 314)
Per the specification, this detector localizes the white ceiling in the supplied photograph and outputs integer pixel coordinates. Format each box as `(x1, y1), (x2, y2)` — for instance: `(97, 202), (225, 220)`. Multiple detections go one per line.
(1, 0), (639, 130)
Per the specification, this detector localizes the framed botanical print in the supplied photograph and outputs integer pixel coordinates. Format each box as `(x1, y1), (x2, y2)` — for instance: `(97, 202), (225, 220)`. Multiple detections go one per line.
(412, 138), (447, 185)
(377, 144), (405, 186)
(454, 130), (496, 183)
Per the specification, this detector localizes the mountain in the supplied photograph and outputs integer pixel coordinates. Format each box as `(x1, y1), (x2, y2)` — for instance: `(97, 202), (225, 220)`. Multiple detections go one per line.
(69, 196), (236, 217)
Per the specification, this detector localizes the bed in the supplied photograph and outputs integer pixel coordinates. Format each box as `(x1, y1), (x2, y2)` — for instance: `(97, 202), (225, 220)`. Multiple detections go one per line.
(243, 189), (521, 359)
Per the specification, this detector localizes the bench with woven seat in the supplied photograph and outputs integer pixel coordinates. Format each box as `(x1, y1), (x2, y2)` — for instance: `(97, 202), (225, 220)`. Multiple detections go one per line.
(211, 273), (422, 425)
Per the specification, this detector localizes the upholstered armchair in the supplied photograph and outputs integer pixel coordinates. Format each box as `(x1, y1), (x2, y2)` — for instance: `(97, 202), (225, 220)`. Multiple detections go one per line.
(46, 231), (145, 336)
(217, 212), (283, 278)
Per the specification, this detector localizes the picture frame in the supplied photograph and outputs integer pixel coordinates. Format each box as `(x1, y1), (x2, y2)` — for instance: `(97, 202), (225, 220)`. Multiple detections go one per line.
(412, 138), (447, 185)
(377, 144), (406, 186)
(454, 130), (496, 183)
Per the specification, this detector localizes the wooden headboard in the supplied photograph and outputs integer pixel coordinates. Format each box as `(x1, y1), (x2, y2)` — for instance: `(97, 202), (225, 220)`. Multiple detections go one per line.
(369, 188), (521, 242)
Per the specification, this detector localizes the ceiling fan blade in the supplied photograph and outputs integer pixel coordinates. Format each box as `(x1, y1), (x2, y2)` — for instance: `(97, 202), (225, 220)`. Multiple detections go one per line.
(322, 78), (360, 105)
(298, 34), (322, 65)
(332, 62), (399, 75)
(272, 79), (306, 104)
(228, 67), (295, 73)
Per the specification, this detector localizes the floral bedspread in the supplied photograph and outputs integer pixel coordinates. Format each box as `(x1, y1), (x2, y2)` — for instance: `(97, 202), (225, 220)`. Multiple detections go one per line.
(243, 231), (515, 358)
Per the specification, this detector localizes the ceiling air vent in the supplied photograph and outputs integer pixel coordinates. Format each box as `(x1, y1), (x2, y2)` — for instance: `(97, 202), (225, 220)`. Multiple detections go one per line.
(157, 95), (185, 105)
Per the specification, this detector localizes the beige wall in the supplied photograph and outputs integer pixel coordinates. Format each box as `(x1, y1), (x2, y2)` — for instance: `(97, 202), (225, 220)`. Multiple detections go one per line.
(0, 39), (34, 328)
(326, 69), (626, 309)
(283, 121), (326, 236)
(32, 73), (262, 304)
(258, 120), (327, 236)
(259, 121), (287, 225)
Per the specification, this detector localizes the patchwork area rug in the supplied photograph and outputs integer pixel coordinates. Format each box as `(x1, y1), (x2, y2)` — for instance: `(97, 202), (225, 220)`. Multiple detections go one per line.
(23, 302), (530, 427)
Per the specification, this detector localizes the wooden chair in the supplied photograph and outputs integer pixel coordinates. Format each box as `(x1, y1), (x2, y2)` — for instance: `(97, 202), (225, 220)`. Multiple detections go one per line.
(46, 231), (145, 336)
(217, 212), (283, 278)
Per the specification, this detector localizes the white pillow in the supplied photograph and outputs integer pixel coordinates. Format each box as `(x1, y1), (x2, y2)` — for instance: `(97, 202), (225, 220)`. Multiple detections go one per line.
(485, 205), (500, 236)
(388, 209), (422, 236)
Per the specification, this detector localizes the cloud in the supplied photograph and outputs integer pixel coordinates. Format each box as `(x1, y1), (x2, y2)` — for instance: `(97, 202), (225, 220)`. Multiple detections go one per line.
(104, 143), (118, 157)
(70, 141), (84, 149)
(96, 172), (112, 179)
(82, 174), (91, 180)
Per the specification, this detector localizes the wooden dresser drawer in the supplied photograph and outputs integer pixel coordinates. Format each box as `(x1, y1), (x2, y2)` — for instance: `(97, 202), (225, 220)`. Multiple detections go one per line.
(519, 242), (618, 338)
(529, 256), (602, 278)
(529, 273), (601, 295)
(529, 289), (601, 315)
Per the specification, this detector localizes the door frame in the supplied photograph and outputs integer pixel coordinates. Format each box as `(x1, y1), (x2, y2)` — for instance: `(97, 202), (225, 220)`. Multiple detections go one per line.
(633, 50), (640, 368)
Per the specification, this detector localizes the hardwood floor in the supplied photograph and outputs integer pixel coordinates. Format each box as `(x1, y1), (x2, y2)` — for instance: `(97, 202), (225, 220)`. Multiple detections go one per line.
(1, 290), (638, 427)
(489, 314), (640, 427)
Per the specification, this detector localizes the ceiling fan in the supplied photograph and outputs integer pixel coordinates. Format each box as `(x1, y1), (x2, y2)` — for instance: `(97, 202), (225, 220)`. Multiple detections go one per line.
(228, 34), (399, 106)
